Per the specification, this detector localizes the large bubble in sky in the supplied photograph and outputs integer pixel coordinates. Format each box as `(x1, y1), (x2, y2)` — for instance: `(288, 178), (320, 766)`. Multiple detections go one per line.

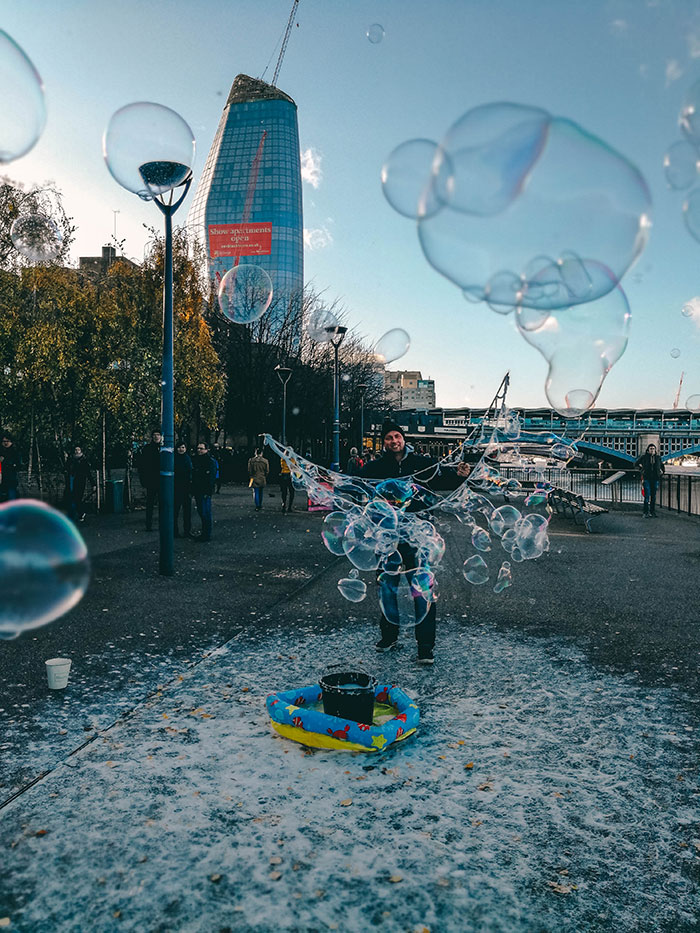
(383, 103), (651, 312)
(217, 263), (273, 324)
(0, 500), (90, 640)
(10, 212), (63, 263)
(515, 269), (631, 417)
(0, 30), (46, 164)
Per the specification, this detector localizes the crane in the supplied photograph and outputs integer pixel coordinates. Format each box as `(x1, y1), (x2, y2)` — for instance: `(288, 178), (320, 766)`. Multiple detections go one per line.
(673, 371), (685, 410)
(272, 0), (300, 87)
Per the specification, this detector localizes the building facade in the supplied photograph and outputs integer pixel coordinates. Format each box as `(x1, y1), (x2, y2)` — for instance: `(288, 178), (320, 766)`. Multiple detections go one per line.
(187, 74), (303, 316)
(384, 371), (436, 410)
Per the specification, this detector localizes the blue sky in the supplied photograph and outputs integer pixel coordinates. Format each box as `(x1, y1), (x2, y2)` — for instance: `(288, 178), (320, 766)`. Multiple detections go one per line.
(3, 0), (700, 409)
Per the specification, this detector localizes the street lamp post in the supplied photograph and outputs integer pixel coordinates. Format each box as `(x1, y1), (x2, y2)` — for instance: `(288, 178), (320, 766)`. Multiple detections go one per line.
(358, 383), (368, 453)
(103, 102), (195, 577)
(274, 364), (292, 445)
(325, 325), (347, 471)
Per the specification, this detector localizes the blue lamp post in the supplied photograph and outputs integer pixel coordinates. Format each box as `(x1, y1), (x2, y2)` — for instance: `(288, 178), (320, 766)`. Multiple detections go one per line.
(104, 103), (195, 576)
(325, 325), (347, 471)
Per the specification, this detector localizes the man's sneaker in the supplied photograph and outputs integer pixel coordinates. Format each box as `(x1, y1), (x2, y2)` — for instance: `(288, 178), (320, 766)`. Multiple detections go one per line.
(375, 636), (399, 653)
(417, 646), (434, 665)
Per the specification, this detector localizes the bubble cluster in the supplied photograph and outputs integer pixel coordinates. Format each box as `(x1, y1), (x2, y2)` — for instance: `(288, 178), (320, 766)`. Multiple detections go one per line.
(218, 264), (273, 324)
(265, 413), (553, 624)
(0, 30), (46, 164)
(10, 213), (63, 263)
(0, 500), (90, 640)
(383, 102), (648, 414)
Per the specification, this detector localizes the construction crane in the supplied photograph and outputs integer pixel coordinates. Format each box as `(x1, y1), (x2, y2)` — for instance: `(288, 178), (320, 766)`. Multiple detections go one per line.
(673, 371), (685, 410)
(272, 0), (300, 87)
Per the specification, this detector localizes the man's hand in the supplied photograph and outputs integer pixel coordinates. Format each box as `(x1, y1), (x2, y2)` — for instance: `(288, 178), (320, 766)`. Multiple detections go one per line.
(457, 462), (471, 478)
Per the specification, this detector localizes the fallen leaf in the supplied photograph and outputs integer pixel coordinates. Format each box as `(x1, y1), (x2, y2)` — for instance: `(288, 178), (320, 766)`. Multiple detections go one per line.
(113, 911), (121, 919)
(35, 830), (47, 837)
(0, 919), (10, 928)
(209, 874), (222, 883)
(339, 799), (352, 807)
(477, 782), (493, 792)
(269, 871), (282, 881)
(546, 881), (573, 894)
(389, 874), (403, 883)
(270, 856), (282, 865)
(464, 762), (474, 770)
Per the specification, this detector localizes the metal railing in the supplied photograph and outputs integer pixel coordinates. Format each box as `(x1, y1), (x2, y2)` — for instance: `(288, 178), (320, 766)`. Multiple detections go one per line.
(499, 468), (700, 517)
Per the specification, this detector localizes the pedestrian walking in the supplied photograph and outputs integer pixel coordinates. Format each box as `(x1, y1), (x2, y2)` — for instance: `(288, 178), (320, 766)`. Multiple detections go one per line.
(212, 444), (223, 493)
(346, 447), (364, 476)
(360, 422), (471, 665)
(64, 445), (91, 522)
(137, 430), (161, 531)
(635, 442), (665, 518)
(248, 448), (269, 511)
(174, 441), (192, 538)
(0, 432), (21, 502)
(279, 456), (296, 512)
(192, 441), (217, 541)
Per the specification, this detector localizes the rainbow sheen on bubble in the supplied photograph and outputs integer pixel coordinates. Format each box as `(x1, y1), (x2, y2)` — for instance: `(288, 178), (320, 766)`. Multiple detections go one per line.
(0, 500), (90, 639)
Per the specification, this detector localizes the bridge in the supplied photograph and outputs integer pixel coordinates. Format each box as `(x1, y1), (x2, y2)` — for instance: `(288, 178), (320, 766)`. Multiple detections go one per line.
(371, 407), (700, 468)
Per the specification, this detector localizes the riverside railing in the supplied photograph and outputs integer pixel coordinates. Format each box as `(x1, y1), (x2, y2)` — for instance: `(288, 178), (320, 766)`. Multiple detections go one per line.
(499, 468), (700, 517)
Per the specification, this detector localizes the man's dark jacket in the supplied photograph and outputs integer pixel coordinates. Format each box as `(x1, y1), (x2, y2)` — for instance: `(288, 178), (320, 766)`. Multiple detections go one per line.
(635, 452), (664, 482)
(0, 445), (21, 488)
(137, 442), (160, 488)
(192, 454), (217, 497)
(174, 452), (192, 495)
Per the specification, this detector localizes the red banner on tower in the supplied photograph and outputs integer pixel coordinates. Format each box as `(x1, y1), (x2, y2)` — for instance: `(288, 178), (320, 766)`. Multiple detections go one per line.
(208, 222), (272, 258)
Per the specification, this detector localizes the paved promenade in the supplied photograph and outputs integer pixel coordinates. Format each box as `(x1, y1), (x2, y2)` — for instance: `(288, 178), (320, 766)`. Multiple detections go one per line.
(1, 487), (699, 931)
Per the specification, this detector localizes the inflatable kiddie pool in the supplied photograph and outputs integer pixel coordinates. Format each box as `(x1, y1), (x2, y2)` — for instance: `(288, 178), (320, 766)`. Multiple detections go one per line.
(266, 682), (419, 752)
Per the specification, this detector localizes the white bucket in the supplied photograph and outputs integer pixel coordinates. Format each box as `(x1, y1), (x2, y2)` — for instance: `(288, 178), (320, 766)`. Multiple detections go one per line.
(45, 658), (71, 689)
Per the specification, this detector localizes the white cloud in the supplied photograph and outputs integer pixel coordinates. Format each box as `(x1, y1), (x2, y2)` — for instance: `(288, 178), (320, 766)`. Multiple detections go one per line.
(688, 32), (700, 58)
(303, 225), (333, 250)
(610, 18), (628, 33)
(300, 147), (323, 188)
(666, 59), (683, 87)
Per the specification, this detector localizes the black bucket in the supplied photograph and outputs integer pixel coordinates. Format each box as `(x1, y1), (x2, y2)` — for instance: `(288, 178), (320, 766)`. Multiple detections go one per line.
(319, 668), (378, 725)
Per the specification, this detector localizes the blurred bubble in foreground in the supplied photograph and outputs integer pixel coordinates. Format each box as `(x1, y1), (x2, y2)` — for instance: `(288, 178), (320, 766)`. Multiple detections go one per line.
(218, 264), (273, 324)
(0, 500), (90, 640)
(10, 213), (63, 262)
(0, 30), (45, 163)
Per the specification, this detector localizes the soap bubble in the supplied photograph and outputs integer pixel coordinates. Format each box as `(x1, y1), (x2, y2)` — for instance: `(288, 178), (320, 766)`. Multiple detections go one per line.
(381, 139), (452, 220)
(0, 500), (90, 640)
(670, 348), (681, 359)
(471, 527), (491, 551)
(682, 188), (700, 243)
(103, 102), (195, 199)
(306, 307), (339, 342)
(321, 511), (348, 555)
(551, 443), (575, 460)
(337, 576), (367, 602)
(686, 394), (700, 413)
(218, 264), (273, 324)
(463, 554), (489, 585)
(378, 568), (436, 627)
(374, 328), (411, 365)
(681, 297), (700, 318)
(366, 23), (385, 43)
(679, 79), (700, 146)
(663, 140), (699, 190)
(10, 213), (63, 262)
(493, 561), (513, 594)
(408, 103), (650, 312)
(489, 505), (521, 537)
(516, 271), (631, 417)
(0, 31), (46, 163)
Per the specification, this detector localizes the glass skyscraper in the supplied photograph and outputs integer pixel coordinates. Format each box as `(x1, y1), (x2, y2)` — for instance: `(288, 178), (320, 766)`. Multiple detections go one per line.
(187, 74), (303, 312)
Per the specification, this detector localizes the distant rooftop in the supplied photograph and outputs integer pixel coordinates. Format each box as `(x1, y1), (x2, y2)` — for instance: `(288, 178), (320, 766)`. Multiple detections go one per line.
(225, 74), (296, 108)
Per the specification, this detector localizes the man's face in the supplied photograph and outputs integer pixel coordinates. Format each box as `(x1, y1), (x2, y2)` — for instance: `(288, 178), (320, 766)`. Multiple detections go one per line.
(197, 444), (207, 456)
(648, 445), (656, 454)
(2, 437), (11, 447)
(383, 430), (405, 455)
(176, 444), (186, 455)
(152, 432), (162, 444)
(74, 447), (82, 458)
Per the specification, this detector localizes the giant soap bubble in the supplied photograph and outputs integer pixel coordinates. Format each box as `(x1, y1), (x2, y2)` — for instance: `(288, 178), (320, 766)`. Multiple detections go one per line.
(0, 500), (90, 640)
(663, 140), (699, 190)
(0, 30), (45, 163)
(515, 270), (631, 417)
(306, 307), (339, 343)
(384, 103), (651, 313)
(218, 264), (273, 324)
(10, 213), (63, 263)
